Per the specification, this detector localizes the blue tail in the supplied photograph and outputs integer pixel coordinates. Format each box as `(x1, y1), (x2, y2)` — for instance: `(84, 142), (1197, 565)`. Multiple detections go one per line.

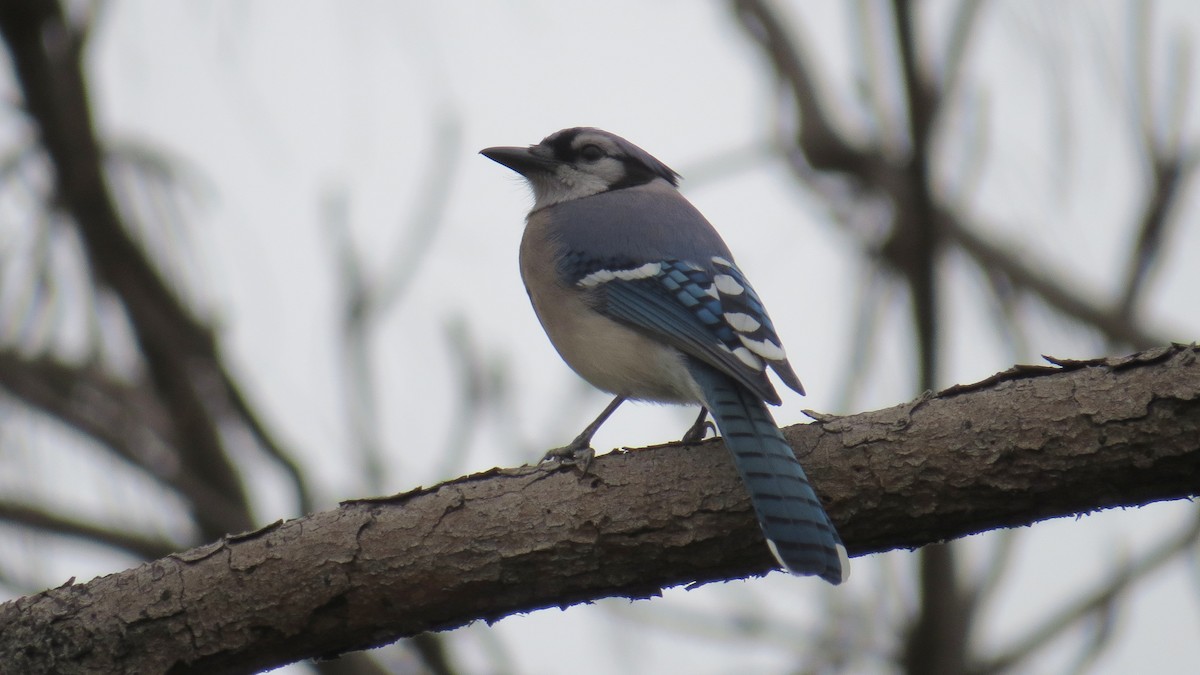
(689, 363), (848, 584)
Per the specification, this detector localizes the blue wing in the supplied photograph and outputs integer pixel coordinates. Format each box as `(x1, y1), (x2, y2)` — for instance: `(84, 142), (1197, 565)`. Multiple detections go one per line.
(563, 254), (803, 404)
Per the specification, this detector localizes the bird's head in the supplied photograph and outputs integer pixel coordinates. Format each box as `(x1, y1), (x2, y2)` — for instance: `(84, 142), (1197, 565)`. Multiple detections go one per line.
(481, 127), (679, 210)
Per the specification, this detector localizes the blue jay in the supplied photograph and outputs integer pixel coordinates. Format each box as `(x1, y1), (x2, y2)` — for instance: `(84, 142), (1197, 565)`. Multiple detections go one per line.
(482, 128), (848, 584)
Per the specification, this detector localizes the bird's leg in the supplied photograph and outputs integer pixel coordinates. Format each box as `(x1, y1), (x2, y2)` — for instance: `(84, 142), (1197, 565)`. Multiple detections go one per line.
(681, 407), (714, 444)
(542, 395), (627, 473)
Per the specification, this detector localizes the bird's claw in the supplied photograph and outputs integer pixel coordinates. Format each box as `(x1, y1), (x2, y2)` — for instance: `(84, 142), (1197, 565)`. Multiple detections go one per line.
(681, 420), (716, 444)
(541, 442), (596, 475)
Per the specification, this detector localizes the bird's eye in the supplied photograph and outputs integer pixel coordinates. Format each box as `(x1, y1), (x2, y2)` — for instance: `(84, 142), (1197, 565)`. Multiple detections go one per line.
(579, 144), (605, 161)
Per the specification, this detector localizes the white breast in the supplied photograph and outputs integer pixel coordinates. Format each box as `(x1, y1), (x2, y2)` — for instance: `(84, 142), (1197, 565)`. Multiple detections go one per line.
(519, 214), (703, 404)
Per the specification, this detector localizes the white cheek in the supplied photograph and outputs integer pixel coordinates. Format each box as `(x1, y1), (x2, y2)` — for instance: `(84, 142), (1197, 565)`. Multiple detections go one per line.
(531, 166), (610, 209)
(591, 158), (626, 184)
(559, 166), (610, 193)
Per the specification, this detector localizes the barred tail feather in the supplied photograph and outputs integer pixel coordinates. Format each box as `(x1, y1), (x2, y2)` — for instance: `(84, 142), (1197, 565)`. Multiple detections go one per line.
(689, 364), (848, 584)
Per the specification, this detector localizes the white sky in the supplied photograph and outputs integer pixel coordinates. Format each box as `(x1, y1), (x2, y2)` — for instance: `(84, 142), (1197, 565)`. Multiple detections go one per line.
(5, 1), (1198, 673)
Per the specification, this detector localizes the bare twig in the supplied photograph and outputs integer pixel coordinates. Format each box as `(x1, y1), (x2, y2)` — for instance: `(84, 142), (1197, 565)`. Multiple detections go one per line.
(940, 1), (986, 101)
(831, 266), (892, 414)
(0, 351), (249, 534)
(942, 212), (1171, 349)
(888, 0), (940, 391)
(734, 0), (874, 177)
(975, 511), (1200, 674)
(372, 112), (462, 314)
(0, 500), (175, 561)
(433, 317), (493, 481)
(1115, 3), (1199, 320)
(965, 529), (1019, 614)
(327, 189), (388, 492)
(851, 0), (904, 156)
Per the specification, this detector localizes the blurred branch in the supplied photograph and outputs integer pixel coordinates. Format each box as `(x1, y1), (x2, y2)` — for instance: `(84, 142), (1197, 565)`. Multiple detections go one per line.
(903, 543), (969, 675)
(433, 317), (503, 480)
(1116, 4), (1200, 321)
(851, 0), (902, 156)
(735, 6), (1196, 675)
(975, 510), (1200, 675)
(223, 371), (315, 514)
(964, 529), (1019, 617)
(0, 1), (248, 529)
(373, 113), (462, 314)
(889, 0), (939, 383)
(1062, 603), (1117, 675)
(941, 1), (985, 101)
(0, 501), (175, 561)
(328, 114), (462, 491)
(735, 7), (1195, 675)
(1117, 150), (1197, 321)
(328, 190), (387, 492)
(830, 267), (890, 413)
(0, 0), (311, 535)
(734, 0), (1184, 354)
(733, 0), (875, 177)
(313, 653), (395, 675)
(0, 350), (251, 534)
(1, 345), (1197, 673)
(978, 261), (1031, 363)
(942, 213), (1170, 349)
(409, 633), (457, 675)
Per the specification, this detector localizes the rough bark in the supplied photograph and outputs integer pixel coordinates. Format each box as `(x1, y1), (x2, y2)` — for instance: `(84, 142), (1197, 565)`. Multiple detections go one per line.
(1, 345), (1198, 674)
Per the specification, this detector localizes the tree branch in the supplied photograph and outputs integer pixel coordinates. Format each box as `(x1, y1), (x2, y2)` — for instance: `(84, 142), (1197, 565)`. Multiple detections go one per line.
(733, 0), (874, 176)
(939, 210), (1174, 349)
(0, 0), (318, 534)
(732, 0), (1183, 352)
(0, 350), (254, 534)
(0, 345), (1197, 674)
(0, 501), (176, 561)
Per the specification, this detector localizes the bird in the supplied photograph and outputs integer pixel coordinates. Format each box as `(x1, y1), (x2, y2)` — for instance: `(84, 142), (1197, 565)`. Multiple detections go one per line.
(481, 127), (848, 584)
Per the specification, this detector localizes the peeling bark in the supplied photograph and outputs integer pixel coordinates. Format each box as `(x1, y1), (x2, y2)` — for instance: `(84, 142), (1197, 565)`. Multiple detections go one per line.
(1, 345), (1198, 674)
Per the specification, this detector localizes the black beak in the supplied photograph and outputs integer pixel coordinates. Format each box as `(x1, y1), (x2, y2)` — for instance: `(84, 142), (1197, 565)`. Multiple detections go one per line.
(480, 146), (559, 176)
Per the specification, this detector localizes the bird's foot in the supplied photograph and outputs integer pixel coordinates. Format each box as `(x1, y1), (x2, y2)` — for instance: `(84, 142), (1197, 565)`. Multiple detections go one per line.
(681, 408), (715, 444)
(681, 421), (715, 444)
(541, 438), (596, 475)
